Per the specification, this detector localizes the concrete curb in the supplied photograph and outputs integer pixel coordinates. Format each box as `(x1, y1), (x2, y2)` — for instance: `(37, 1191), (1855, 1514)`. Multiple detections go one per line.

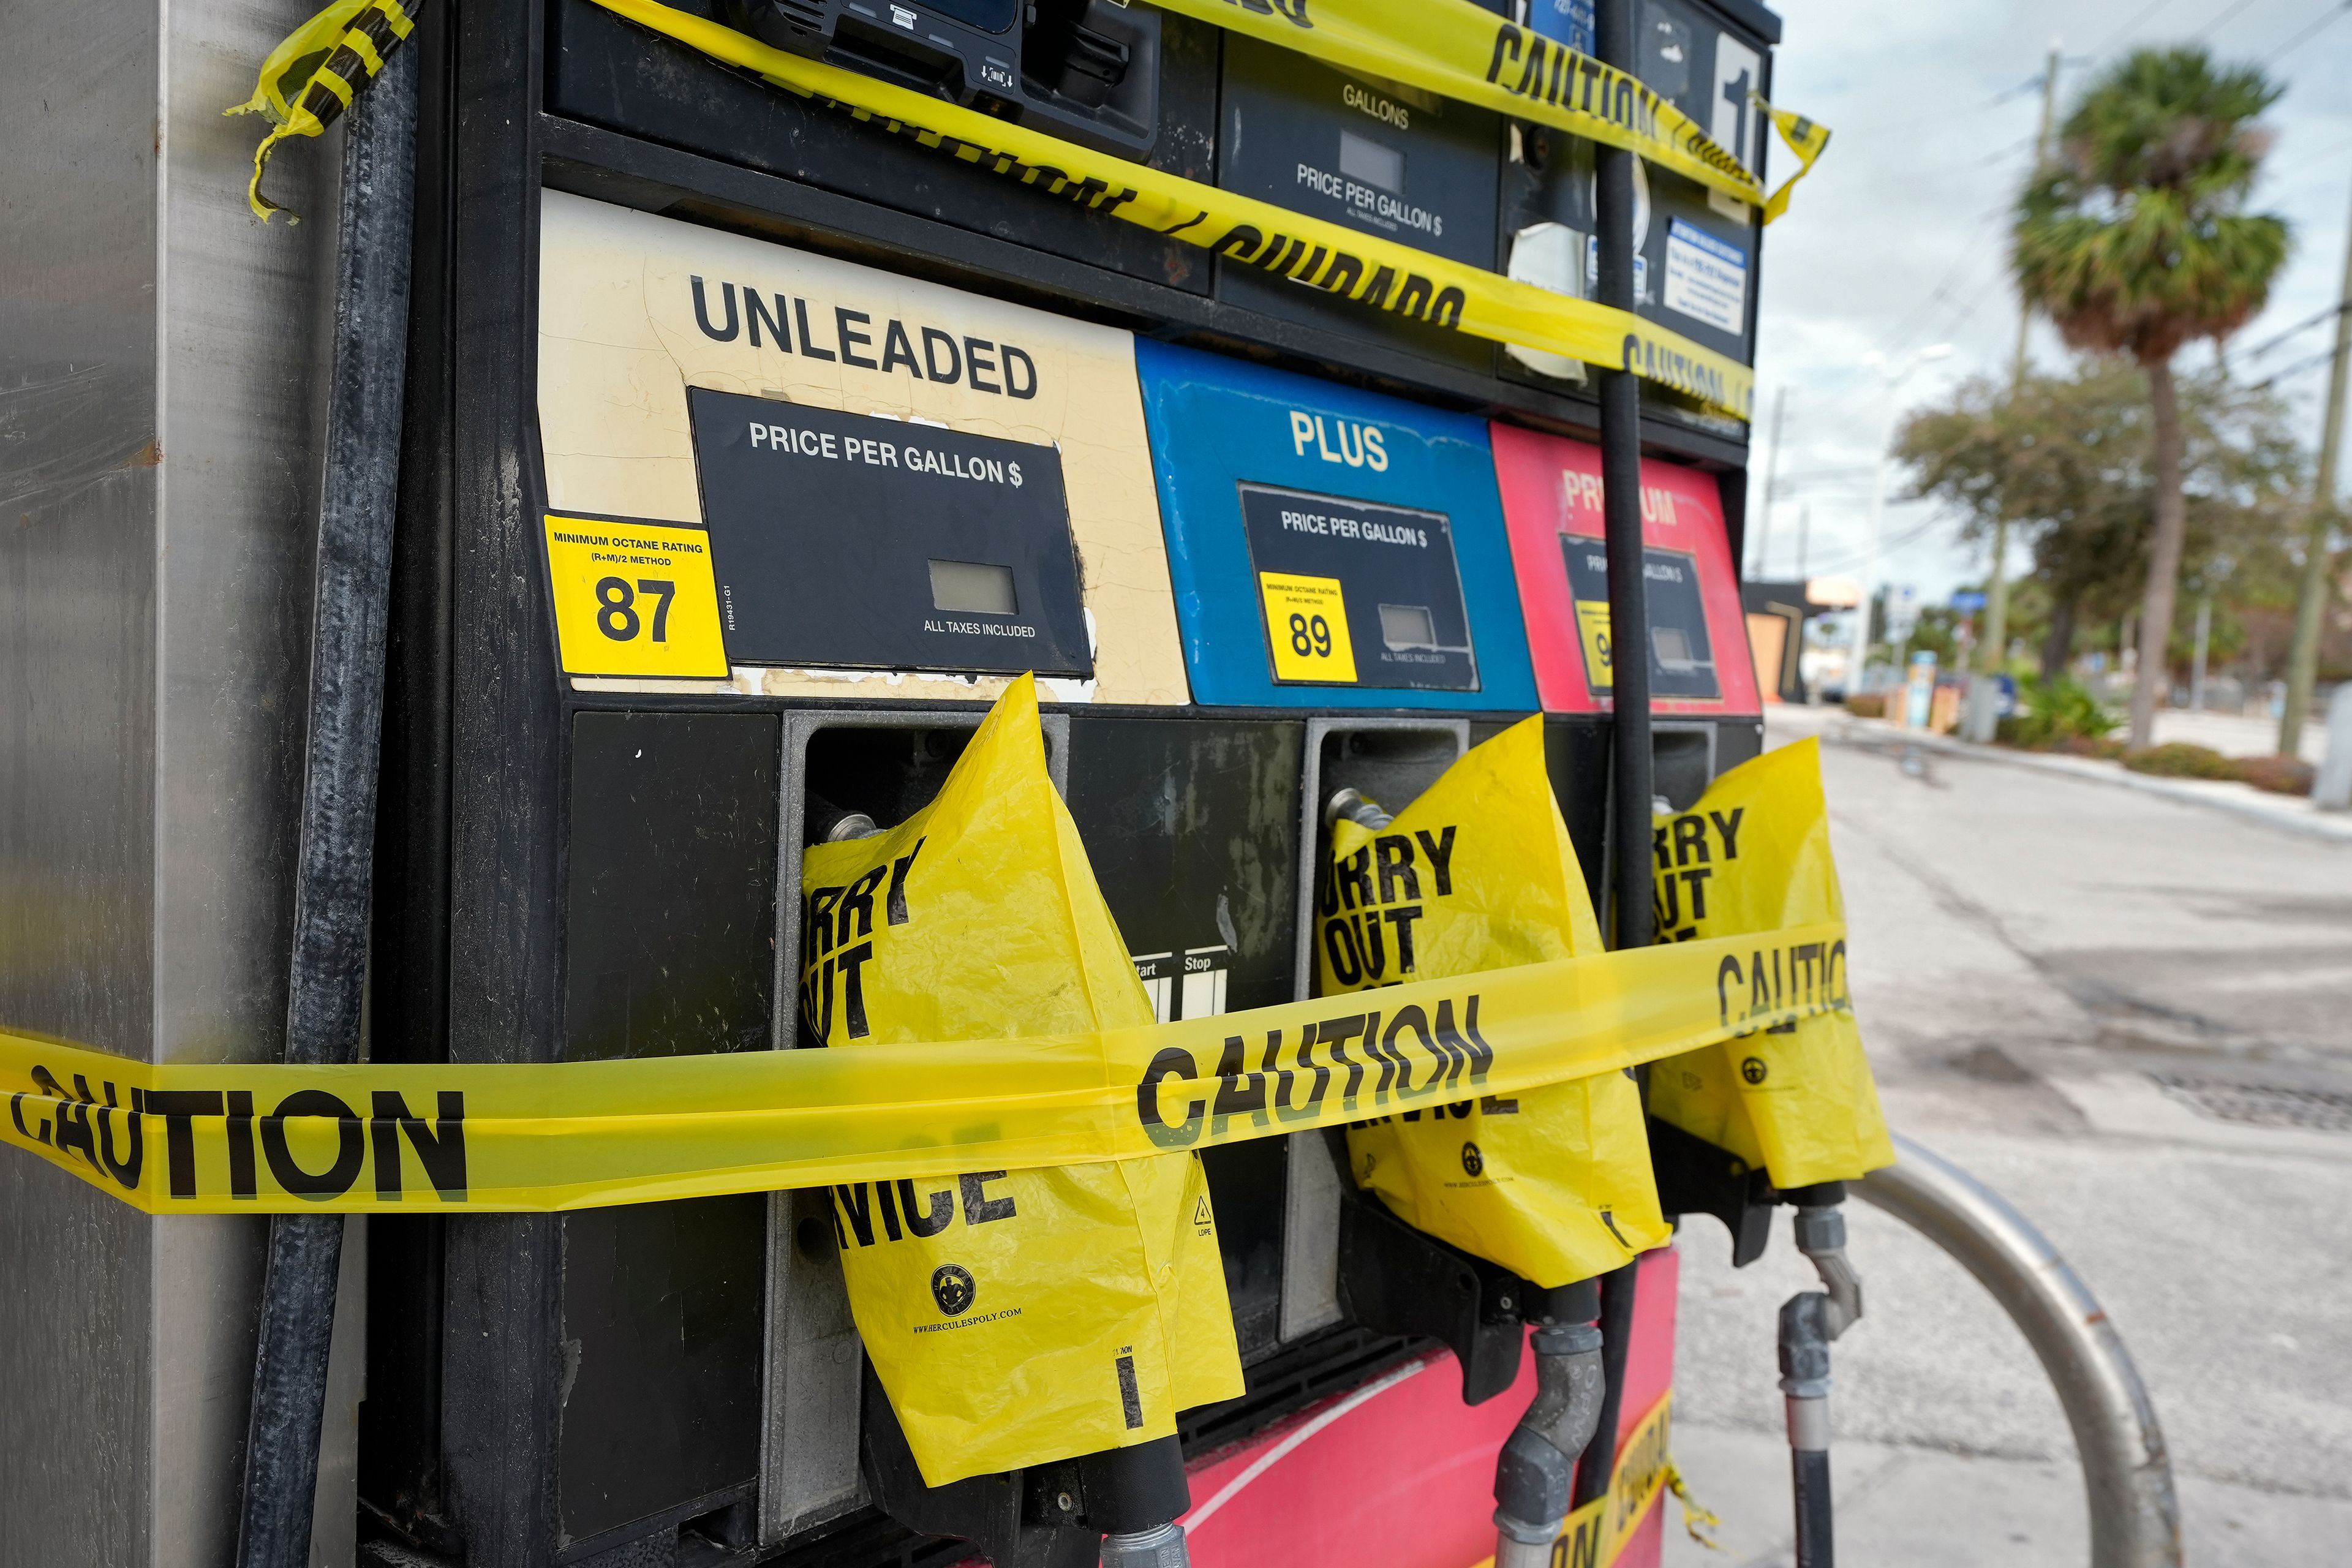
(1822, 715), (2352, 846)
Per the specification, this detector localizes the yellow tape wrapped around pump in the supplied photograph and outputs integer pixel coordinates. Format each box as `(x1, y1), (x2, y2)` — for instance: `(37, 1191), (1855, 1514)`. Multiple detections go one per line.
(797, 675), (1243, 1483)
(1148, 0), (1831, 222)
(573, 0), (1760, 421)
(0, 718), (1862, 1215)
(1321, 717), (1668, 1287)
(0, 910), (1850, 1215)
(1646, 739), (1896, 1188)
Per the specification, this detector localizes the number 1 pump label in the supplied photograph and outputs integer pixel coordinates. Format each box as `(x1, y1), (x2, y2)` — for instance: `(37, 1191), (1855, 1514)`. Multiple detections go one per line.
(544, 515), (730, 678)
(1258, 571), (1358, 684)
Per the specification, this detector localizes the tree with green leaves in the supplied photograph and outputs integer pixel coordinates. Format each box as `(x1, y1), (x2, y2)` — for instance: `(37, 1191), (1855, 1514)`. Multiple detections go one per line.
(1897, 362), (2305, 679)
(2011, 46), (2290, 748)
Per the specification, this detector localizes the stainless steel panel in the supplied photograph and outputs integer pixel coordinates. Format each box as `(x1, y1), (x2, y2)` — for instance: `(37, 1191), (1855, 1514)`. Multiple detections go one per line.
(1276, 1130), (1344, 1341)
(760, 1189), (867, 1542)
(0, 0), (341, 1558)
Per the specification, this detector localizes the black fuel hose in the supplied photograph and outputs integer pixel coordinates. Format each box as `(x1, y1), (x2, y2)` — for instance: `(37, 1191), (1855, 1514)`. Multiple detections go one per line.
(233, 40), (418, 1568)
(1575, 0), (1652, 1516)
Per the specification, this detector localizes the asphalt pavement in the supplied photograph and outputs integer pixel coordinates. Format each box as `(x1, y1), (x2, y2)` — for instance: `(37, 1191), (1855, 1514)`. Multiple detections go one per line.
(1659, 703), (2352, 1567)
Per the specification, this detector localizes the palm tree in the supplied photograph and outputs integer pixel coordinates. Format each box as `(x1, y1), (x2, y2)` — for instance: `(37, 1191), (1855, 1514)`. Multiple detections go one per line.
(2012, 47), (2289, 750)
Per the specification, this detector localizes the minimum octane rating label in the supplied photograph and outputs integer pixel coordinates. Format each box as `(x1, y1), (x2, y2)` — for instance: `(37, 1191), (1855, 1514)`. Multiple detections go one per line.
(1575, 598), (1614, 687)
(1259, 571), (1358, 684)
(545, 514), (730, 679)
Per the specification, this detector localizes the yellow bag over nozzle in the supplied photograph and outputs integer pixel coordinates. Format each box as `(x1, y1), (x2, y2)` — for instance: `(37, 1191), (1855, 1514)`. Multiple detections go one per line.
(1321, 716), (1668, 1289)
(1645, 737), (1895, 1188)
(799, 674), (1244, 1486)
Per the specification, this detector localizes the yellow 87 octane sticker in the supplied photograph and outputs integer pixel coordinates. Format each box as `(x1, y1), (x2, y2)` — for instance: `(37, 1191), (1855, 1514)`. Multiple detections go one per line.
(544, 514), (730, 679)
(1259, 571), (1357, 684)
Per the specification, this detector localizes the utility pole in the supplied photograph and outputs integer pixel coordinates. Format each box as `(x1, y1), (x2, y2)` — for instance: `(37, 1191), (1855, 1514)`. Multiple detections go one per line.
(2191, 595), (2211, 712)
(2280, 164), (2352, 758)
(1967, 39), (2064, 744)
(1752, 385), (1789, 579)
(1796, 504), (1811, 579)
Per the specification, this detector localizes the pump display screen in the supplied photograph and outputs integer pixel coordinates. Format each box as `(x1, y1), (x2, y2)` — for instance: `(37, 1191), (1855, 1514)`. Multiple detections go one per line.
(687, 389), (1091, 677)
(1561, 540), (1721, 699)
(1238, 483), (1477, 691)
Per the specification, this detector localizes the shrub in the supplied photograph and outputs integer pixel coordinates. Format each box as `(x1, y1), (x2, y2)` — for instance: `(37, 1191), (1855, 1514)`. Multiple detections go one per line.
(1844, 693), (1888, 718)
(2000, 676), (2117, 750)
(2122, 742), (2237, 780)
(2234, 755), (2315, 796)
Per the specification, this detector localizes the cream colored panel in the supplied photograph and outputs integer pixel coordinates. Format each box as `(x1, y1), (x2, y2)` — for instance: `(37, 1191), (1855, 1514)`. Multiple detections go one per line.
(536, 189), (1188, 705)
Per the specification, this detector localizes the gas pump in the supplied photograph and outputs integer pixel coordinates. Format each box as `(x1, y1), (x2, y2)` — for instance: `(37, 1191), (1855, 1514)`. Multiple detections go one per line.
(1210, 2), (1509, 376)
(0, 0), (1856, 1563)
(1499, 0), (1775, 432)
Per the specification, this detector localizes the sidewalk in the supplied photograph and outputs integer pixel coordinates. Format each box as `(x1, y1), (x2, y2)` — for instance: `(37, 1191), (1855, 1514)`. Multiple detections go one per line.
(1659, 1421), (2352, 1568)
(2152, 707), (2328, 765)
(1769, 704), (2352, 845)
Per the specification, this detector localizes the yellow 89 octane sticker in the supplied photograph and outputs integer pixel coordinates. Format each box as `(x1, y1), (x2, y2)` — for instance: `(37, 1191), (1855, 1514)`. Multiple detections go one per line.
(544, 514), (731, 679)
(1259, 571), (1358, 684)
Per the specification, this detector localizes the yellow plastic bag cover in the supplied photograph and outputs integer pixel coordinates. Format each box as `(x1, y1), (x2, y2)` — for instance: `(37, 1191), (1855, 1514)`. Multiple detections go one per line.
(1321, 717), (1668, 1288)
(1645, 737), (1896, 1188)
(800, 675), (1245, 1485)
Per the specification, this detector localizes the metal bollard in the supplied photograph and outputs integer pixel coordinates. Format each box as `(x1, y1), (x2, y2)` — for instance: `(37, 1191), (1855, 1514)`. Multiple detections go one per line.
(2316, 684), (2352, 810)
(1856, 1135), (2182, 1568)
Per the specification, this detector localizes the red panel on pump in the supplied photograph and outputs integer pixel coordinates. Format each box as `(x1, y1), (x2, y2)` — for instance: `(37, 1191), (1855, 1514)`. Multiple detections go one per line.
(1491, 424), (1760, 717)
(1180, 1246), (1679, 1568)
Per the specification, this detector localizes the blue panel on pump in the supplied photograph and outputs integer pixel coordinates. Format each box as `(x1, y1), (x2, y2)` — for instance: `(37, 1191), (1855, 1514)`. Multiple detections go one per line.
(1136, 340), (1537, 710)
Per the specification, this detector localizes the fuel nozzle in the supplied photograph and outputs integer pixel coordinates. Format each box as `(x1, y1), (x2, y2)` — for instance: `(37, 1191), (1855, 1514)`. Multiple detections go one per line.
(1084, 1436), (1193, 1568)
(806, 792), (882, 843)
(1325, 786), (1393, 831)
(1778, 1182), (1860, 1568)
(1491, 1279), (1607, 1568)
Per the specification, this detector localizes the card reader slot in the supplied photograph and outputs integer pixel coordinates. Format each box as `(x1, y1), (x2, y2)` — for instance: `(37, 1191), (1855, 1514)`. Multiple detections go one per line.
(829, 13), (970, 99)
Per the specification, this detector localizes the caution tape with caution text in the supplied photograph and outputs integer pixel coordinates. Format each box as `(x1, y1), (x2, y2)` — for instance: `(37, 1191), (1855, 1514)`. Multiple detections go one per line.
(2, 921), (1847, 1213)
(231, 0), (1833, 420)
(1462, 1388), (1684, 1568)
(582, 0), (1762, 420)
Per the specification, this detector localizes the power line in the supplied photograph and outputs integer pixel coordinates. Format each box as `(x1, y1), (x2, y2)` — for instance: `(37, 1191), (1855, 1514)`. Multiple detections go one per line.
(2092, 0), (2180, 56)
(2260, 0), (2352, 61)
(2247, 298), (2352, 359)
(2252, 343), (2342, 388)
(1800, 511), (1951, 576)
(1887, 205), (2010, 349)
(2193, 0), (2271, 40)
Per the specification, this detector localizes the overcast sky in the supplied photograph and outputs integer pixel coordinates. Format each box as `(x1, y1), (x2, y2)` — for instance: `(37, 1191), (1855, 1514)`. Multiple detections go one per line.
(1747, 0), (2352, 605)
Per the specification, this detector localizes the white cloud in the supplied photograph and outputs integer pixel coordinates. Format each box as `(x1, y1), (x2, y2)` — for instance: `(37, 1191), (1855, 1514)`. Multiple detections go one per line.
(1746, 0), (2352, 611)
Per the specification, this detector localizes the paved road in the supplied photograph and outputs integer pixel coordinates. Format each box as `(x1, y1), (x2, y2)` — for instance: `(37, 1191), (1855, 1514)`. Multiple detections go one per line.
(1660, 704), (2352, 1567)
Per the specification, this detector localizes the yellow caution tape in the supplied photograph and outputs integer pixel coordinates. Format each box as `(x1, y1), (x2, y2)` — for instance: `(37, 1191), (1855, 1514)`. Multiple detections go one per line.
(1758, 102), (1833, 223)
(0, 915), (1847, 1213)
(1467, 1387), (1679, 1568)
(226, 0), (1781, 413)
(579, 0), (1758, 420)
(225, 0), (418, 221)
(1150, 0), (1830, 222)
(1667, 1462), (1726, 1551)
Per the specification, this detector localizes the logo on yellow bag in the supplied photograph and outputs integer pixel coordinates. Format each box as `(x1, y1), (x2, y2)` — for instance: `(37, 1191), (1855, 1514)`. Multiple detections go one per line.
(1741, 1057), (1769, 1085)
(931, 1264), (977, 1316)
(1460, 1141), (1483, 1177)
